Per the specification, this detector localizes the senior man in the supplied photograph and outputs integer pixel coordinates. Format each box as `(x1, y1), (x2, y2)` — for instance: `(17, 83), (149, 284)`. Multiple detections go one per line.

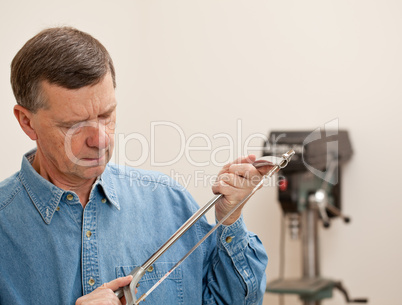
(0, 27), (269, 305)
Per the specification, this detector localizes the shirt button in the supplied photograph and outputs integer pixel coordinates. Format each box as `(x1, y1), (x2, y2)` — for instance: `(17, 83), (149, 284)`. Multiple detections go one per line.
(56, 207), (60, 211)
(101, 198), (107, 203)
(226, 236), (233, 243)
(66, 194), (74, 201)
(147, 266), (154, 272)
(86, 231), (92, 238)
(88, 278), (95, 286)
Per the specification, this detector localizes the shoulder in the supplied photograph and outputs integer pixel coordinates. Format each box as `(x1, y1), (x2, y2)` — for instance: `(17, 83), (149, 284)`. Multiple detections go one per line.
(105, 163), (187, 193)
(0, 172), (22, 211)
(104, 163), (200, 213)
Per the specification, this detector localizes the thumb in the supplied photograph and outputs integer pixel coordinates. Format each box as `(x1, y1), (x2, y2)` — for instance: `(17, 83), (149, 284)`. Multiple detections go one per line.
(234, 154), (257, 165)
(101, 275), (133, 291)
(219, 155), (257, 174)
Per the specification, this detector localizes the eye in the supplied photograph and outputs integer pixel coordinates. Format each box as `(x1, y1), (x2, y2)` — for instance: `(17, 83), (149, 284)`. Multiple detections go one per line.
(99, 115), (111, 123)
(62, 122), (84, 135)
(99, 112), (115, 128)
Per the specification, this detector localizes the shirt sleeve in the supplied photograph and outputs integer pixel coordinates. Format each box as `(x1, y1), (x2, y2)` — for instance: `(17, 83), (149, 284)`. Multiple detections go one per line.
(201, 215), (268, 305)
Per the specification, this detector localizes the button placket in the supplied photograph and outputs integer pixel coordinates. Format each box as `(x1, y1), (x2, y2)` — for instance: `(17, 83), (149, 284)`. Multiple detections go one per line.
(82, 198), (100, 295)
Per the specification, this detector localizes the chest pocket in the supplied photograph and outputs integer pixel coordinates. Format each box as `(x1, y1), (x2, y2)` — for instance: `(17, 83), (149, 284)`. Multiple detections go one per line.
(116, 262), (183, 304)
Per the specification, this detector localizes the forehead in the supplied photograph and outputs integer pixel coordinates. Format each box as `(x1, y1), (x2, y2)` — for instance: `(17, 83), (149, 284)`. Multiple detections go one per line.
(40, 73), (116, 119)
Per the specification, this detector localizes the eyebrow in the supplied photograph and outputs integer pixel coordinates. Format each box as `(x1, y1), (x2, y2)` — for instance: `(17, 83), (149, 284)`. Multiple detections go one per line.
(99, 103), (117, 117)
(58, 103), (117, 126)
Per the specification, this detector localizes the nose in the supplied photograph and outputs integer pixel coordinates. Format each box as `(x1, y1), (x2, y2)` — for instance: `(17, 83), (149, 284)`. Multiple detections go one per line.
(86, 123), (110, 150)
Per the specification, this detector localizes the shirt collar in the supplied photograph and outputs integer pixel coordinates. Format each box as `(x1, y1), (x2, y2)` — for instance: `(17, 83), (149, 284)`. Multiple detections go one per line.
(97, 164), (120, 210)
(19, 149), (120, 225)
(19, 149), (64, 225)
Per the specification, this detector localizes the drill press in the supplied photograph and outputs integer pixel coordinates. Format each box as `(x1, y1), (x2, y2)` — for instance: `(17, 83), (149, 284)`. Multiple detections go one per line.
(263, 130), (367, 304)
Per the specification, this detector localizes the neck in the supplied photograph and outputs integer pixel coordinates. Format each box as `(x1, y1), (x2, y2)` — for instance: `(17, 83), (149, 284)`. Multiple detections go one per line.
(31, 152), (96, 208)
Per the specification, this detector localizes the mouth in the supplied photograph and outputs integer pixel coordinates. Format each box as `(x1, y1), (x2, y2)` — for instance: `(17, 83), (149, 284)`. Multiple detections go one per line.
(81, 153), (107, 165)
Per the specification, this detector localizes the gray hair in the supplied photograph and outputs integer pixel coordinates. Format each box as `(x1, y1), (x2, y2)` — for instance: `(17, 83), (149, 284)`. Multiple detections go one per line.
(10, 27), (116, 112)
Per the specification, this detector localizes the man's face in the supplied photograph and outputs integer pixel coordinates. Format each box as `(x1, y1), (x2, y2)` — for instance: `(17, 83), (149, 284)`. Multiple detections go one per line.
(30, 73), (116, 182)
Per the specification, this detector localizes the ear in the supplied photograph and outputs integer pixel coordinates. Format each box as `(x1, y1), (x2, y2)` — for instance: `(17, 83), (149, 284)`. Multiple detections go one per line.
(13, 105), (38, 141)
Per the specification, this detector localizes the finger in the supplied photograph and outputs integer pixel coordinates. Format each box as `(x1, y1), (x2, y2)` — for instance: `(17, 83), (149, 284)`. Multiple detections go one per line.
(231, 163), (274, 181)
(252, 160), (275, 176)
(212, 179), (234, 197)
(217, 172), (262, 193)
(222, 173), (248, 188)
(228, 163), (263, 179)
(213, 180), (249, 224)
(212, 177), (248, 201)
(76, 289), (121, 305)
(254, 163), (275, 176)
(252, 159), (274, 168)
(102, 275), (133, 292)
(231, 154), (257, 165)
(217, 155), (257, 176)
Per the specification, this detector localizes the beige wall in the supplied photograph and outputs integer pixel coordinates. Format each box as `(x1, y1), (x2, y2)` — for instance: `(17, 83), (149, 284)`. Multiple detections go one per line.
(1, 1), (401, 304)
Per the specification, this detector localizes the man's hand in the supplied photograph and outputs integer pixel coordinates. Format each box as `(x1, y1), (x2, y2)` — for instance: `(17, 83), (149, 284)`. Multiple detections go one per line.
(212, 154), (273, 225)
(75, 275), (133, 305)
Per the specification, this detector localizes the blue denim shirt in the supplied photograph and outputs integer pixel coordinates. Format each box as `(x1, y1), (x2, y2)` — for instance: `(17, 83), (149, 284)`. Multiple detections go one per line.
(0, 150), (268, 305)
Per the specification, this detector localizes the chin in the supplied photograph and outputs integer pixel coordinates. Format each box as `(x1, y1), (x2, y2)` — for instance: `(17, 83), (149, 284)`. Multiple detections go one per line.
(71, 152), (111, 179)
(74, 162), (107, 180)
(88, 163), (108, 177)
